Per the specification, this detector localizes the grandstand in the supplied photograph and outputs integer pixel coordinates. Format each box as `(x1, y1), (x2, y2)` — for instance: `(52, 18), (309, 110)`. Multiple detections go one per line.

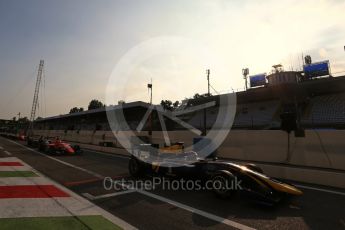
(32, 74), (345, 132)
(0, 119), (24, 133)
(233, 100), (280, 129)
(302, 92), (345, 126)
(0, 119), (12, 132)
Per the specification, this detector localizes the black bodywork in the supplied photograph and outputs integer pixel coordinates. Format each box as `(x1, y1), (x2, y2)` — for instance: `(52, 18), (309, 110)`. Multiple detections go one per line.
(129, 147), (302, 204)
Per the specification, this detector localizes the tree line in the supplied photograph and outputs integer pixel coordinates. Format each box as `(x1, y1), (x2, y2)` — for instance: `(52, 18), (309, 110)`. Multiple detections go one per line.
(69, 99), (105, 114)
(69, 93), (211, 114)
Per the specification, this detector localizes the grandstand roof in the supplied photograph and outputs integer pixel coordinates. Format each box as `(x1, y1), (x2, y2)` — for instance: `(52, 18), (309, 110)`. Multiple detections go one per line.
(0, 119), (12, 124)
(37, 101), (150, 122)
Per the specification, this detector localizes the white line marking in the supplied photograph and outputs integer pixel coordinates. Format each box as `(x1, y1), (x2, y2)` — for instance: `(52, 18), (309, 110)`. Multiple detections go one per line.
(138, 190), (255, 230)
(0, 166), (29, 171)
(296, 184), (345, 196)
(82, 193), (96, 200)
(83, 190), (136, 200)
(4, 151), (11, 156)
(0, 177), (53, 186)
(97, 180), (255, 230)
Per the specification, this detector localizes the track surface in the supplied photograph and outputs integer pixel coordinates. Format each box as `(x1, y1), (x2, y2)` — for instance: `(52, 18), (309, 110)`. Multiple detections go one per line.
(0, 137), (344, 230)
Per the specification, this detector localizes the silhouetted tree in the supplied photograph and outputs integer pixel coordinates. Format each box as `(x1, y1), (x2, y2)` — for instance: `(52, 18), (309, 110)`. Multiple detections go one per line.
(88, 100), (104, 110)
(69, 107), (84, 114)
(173, 101), (180, 109)
(193, 93), (211, 99)
(18, 117), (29, 123)
(160, 100), (173, 111)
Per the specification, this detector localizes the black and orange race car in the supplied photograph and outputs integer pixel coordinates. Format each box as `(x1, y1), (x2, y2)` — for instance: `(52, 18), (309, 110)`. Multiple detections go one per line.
(129, 144), (302, 204)
(35, 137), (83, 155)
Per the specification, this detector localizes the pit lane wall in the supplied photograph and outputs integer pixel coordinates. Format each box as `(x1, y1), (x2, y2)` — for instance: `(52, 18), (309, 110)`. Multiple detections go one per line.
(32, 129), (345, 189)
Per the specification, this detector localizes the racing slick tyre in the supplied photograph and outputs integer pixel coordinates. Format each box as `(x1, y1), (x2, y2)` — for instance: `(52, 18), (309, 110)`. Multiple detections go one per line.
(57, 148), (65, 155)
(44, 146), (53, 155)
(211, 170), (236, 199)
(38, 144), (45, 151)
(128, 157), (144, 178)
(73, 145), (83, 155)
(244, 163), (263, 174)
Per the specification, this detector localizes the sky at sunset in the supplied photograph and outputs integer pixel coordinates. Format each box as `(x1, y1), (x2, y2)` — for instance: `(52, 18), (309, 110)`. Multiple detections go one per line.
(0, 0), (344, 119)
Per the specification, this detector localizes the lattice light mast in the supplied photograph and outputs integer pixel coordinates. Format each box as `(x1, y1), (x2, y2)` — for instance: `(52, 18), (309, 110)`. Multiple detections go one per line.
(147, 81), (153, 136)
(28, 60), (44, 135)
(242, 68), (249, 91)
(206, 69), (210, 96)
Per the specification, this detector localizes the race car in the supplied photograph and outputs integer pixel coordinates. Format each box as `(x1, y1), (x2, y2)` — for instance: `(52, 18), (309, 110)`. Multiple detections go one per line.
(18, 133), (26, 141)
(128, 144), (303, 204)
(38, 137), (83, 155)
(27, 135), (41, 147)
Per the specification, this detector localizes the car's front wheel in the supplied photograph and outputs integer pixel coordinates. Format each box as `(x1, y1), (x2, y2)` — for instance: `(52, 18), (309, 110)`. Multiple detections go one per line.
(44, 146), (53, 155)
(38, 144), (44, 151)
(211, 170), (236, 199)
(128, 157), (143, 178)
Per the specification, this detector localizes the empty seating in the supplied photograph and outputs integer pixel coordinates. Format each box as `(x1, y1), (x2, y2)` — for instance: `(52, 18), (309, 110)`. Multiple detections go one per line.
(302, 93), (345, 125)
(233, 100), (280, 128)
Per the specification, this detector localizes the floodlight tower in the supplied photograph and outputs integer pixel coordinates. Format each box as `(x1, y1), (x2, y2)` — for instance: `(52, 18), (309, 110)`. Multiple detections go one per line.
(28, 60), (44, 135)
(242, 68), (249, 90)
(148, 81), (152, 104)
(206, 69), (210, 96)
(147, 80), (153, 136)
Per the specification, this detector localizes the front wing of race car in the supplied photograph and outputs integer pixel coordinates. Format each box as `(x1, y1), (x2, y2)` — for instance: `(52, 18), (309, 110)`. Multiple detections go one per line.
(232, 165), (303, 204)
(237, 165), (303, 196)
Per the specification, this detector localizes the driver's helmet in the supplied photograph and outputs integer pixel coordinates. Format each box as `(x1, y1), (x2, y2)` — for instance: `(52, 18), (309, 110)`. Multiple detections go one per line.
(55, 136), (61, 144)
(183, 151), (198, 161)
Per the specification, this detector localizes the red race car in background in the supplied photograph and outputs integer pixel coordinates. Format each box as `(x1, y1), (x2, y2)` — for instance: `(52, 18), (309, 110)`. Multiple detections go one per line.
(38, 137), (83, 155)
(18, 134), (26, 141)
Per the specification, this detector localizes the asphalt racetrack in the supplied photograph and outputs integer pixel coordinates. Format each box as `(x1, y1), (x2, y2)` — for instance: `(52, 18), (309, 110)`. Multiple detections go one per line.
(0, 137), (344, 230)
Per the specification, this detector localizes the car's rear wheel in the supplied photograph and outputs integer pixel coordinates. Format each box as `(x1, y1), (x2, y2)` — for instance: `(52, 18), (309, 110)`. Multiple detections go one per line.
(245, 163), (263, 174)
(38, 144), (44, 151)
(45, 146), (53, 155)
(128, 157), (143, 178)
(212, 171), (236, 199)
